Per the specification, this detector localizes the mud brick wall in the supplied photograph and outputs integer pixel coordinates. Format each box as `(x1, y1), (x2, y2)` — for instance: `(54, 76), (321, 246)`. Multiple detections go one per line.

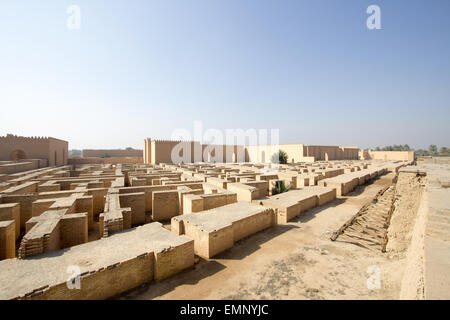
(178, 188), (203, 213)
(85, 189), (108, 216)
(173, 204), (276, 259)
(87, 182), (105, 189)
(202, 193), (228, 210)
(183, 194), (204, 214)
(152, 190), (179, 221)
(0, 183), (11, 192)
(205, 177), (228, 189)
(342, 178), (359, 195)
(74, 196), (94, 230)
(25, 240), (194, 299)
(34, 253), (155, 300)
(82, 149), (143, 158)
(60, 213), (88, 249)
(45, 222), (61, 253)
(241, 181), (269, 198)
(10, 224), (195, 300)
(225, 193), (237, 204)
(119, 192), (146, 225)
(204, 226), (234, 258)
(19, 210), (63, 258)
(321, 168), (344, 178)
(298, 194), (318, 212)
(227, 183), (257, 202)
(154, 240), (195, 280)
(31, 199), (54, 218)
(1, 194), (38, 229)
(0, 162), (37, 175)
(131, 178), (147, 186)
(296, 176), (310, 187)
(275, 173), (297, 188)
(0, 221), (15, 260)
(316, 188), (337, 206)
(0, 203), (20, 239)
(274, 202), (301, 224)
(25, 217), (39, 233)
(38, 183), (60, 192)
(232, 208), (275, 241)
(120, 185), (177, 212)
(1, 181), (38, 195)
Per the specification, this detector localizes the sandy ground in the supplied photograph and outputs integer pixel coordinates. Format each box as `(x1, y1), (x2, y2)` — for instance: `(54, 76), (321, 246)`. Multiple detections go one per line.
(118, 173), (407, 300)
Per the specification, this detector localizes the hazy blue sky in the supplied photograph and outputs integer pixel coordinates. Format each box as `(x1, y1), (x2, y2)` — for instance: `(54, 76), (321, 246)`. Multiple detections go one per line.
(0, 0), (449, 150)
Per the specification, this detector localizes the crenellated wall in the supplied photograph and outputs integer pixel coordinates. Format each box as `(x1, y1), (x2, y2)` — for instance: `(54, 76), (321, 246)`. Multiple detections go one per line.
(0, 134), (68, 167)
(144, 138), (359, 164)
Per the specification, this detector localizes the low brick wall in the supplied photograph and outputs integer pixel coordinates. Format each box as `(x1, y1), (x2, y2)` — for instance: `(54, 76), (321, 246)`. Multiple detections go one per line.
(0, 223), (194, 300)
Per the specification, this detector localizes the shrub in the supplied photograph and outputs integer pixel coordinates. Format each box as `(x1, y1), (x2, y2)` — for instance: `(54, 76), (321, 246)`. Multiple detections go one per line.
(271, 150), (288, 164)
(272, 180), (290, 195)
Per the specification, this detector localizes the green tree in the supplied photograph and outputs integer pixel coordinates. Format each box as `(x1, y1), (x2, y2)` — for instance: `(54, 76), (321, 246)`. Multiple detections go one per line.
(415, 149), (429, 157)
(429, 145), (438, 155)
(271, 150), (288, 164)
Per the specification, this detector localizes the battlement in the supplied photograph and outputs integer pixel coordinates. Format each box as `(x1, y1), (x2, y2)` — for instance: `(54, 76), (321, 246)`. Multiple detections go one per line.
(0, 134), (49, 143)
(151, 139), (200, 143)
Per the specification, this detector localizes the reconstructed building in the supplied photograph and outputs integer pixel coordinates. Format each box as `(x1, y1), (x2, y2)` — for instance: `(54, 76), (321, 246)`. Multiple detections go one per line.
(359, 149), (415, 162)
(2, 133), (448, 301)
(82, 149), (143, 158)
(0, 134), (68, 174)
(143, 138), (359, 164)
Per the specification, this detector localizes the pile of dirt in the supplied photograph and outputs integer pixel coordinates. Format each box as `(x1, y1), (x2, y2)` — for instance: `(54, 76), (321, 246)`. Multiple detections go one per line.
(386, 172), (426, 259)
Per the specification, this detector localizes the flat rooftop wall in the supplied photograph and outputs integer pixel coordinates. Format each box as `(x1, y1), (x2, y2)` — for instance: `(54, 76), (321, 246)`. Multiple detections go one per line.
(172, 202), (275, 259)
(82, 149), (143, 158)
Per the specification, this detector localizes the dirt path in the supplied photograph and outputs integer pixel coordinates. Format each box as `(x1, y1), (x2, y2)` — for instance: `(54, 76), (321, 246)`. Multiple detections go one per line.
(118, 173), (405, 300)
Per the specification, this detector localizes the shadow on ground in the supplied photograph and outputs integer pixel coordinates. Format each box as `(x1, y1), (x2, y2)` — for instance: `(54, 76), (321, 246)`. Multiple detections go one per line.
(215, 224), (299, 261)
(115, 259), (227, 300)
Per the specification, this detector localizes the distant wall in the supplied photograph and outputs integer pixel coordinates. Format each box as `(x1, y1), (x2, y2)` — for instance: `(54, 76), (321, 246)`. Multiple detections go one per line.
(201, 144), (245, 163)
(151, 140), (202, 164)
(143, 139), (151, 164)
(48, 138), (69, 166)
(304, 145), (359, 161)
(362, 150), (415, 162)
(144, 139), (359, 164)
(82, 149), (143, 158)
(279, 144), (304, 163)
(69, 157), (143, 165)
(0, 134), (68, 167)
(417, 156), (450, 166)
(0, 161), (38, 174)
(0, 135), (49, 161)
(246, 144), (357, 163)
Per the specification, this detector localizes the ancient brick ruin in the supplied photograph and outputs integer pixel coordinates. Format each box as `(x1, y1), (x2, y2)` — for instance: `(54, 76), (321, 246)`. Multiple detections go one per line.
(0, 135), (448, 300)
